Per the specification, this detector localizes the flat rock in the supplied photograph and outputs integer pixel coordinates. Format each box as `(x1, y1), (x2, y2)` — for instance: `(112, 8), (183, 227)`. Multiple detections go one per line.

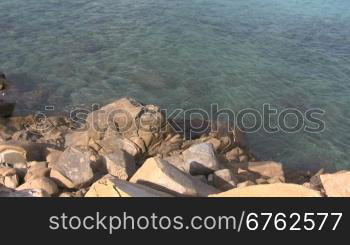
(182, 143), (220, 175)
(320, 171), (350, 197)
(85, 175), (173, 197)
(50, 147), (93, 188)
(130, 157), (219, 197)
(209, 183), (322, 197)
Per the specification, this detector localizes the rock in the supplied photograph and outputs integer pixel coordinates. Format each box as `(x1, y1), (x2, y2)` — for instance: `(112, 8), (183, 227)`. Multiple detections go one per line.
(0, 187), (48, 197)
(59, 192), (73, 198)
(238, 155), (249, 163)
(243, 161), (284, 181)
(24, 165), (51, 182)
(182, 143), (220, 175)
(212, 169), (238, 191)
(97, 135), (140, 157)
(46, 148), (62, 167)
(0, 167), (19, 188)
(50, 147), (93, 188)
(11, 162), (28, 177)
(17, 177), (59, 196)
(85, 175), (173, 197)
(267, 176), (284, 184)
(163, 154), (187, 173)
(320, 171), (350, 197)
(194, 175), (208, 183)
(237, 180), (256, 188)
(205, 138), (221, 151)
(130, 157), (219, 197)
(102, 149), (136, 180)
(65, 131), (90, 149)
(50, 169), (75, 189)
(0, 144), (26, 164)
(0, 72), (5, 79)
(225, 147), (244, 162)
(209, 183), (322, 197)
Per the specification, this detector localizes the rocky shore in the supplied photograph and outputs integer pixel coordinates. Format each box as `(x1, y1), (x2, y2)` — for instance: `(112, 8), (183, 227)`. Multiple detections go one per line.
(0, 73), (349, 197)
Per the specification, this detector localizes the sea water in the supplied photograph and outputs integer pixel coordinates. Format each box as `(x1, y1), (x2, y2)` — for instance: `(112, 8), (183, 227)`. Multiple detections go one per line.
(0, 0), (349, 170)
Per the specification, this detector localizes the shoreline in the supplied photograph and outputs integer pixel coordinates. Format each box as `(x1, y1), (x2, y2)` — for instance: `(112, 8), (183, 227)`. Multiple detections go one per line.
(1, 72), (349, 197)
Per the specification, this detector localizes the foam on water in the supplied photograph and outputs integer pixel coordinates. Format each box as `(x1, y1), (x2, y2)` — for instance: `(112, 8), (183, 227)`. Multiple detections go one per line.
(0, 0), (349, 170)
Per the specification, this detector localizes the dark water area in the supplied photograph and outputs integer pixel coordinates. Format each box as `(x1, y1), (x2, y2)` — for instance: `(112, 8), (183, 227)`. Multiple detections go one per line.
(0, 0), (350, 170)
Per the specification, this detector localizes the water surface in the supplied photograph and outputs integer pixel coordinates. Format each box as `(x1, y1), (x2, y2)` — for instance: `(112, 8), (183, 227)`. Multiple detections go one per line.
(1, 0), (349, 170)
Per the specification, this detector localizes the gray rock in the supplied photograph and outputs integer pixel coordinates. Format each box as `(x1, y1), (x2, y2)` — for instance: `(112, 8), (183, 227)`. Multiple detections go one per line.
(182, 143), (220, 175)
(51, 147), (93, 188)
(0, 185), (48, 197)
(212, 169), (238, 191)
(102, 149), (136, 180)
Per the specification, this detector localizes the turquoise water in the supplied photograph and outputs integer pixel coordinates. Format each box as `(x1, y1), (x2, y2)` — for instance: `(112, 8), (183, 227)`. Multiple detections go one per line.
(0, 0), (349, 170)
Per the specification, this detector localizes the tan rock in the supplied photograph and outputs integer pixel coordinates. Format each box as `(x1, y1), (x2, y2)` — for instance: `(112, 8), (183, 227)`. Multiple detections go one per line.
(17, 177), (59, 196)
(130, 157), (219, 197)
(209, 183), (322, 197)
(46, 148), (62, 166)
(85, 175), (173, 197)
(237, 180), (256, 188)
(245, 161), (284, 181)
(320, 171), (350, 197)
(0, 144), (26, 164)
(0, 167), (19, 189)
(24, 165), (51, 182)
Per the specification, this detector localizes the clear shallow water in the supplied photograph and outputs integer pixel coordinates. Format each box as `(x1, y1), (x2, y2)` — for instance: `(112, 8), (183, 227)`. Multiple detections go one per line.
(0, 0), (349, 170)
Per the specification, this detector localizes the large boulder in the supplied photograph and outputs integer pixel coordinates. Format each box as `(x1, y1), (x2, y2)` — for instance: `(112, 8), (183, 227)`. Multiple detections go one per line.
(50, 147), (93, 188)
(320, 171), (350, 197)
(209, 183), (322, 197)
(85, 175), (172, 197)
(182, 143), (220, 175)
(130, 157), (219, 197)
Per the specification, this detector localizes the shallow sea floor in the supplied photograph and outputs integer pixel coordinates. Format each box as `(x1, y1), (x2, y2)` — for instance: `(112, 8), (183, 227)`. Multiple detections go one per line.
(0, 0), (350, 170)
